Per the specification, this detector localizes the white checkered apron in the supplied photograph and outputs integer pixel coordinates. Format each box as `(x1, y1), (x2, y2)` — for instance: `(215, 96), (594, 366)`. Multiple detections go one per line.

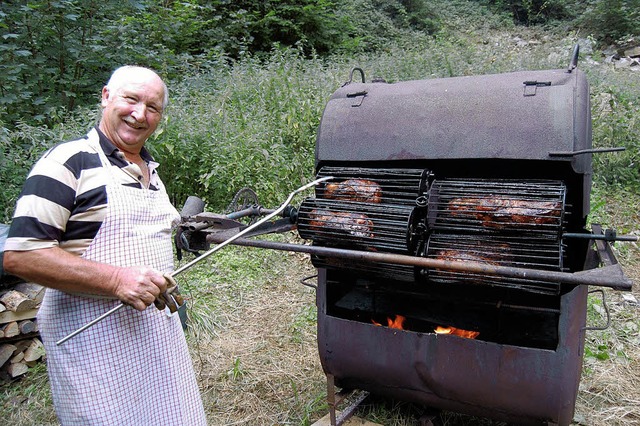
(37, 132), (206, 425)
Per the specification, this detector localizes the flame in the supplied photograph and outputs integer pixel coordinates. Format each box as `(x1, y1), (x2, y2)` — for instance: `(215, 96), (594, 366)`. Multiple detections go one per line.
(388, 315), (405, 329)
(372, 315), (406, 330)
(435, 325), (479, 339)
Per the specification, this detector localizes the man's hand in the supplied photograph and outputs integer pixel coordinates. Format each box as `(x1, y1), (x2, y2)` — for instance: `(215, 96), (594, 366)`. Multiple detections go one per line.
(111, 266), (168, 311)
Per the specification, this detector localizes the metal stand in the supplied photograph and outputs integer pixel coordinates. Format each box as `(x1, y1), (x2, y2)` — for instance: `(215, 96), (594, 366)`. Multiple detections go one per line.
(326, 374), (370, 426)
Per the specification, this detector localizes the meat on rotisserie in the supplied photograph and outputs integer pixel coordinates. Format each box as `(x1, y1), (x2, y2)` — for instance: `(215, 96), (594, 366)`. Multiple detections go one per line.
(308, 208), (374, 239)
(434, 249), (503, 265)
(323, 179), (383, 203)
(447, 197), (561, 227)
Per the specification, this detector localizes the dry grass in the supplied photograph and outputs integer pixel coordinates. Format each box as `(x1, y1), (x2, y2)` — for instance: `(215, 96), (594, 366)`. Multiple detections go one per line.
(187, 250), (327, 425)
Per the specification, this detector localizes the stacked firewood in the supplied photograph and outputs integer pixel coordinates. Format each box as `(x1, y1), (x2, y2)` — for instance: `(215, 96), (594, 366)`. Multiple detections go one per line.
(0, 282), (45, 380)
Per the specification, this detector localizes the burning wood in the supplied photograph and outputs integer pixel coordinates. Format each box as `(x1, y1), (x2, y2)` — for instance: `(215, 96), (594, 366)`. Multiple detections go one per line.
(372, 315), (406, 330)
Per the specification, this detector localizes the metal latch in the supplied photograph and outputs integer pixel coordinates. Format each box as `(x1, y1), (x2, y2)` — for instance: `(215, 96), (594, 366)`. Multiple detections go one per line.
(523, 80), (551, 97)
(347, 90), (367, 107)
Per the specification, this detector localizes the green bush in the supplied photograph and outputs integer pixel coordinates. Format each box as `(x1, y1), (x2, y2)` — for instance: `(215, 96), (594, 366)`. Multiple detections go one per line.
(149, 49), (343, 211)
(577, 0), (640, 45)
(0, 108), (97, 223)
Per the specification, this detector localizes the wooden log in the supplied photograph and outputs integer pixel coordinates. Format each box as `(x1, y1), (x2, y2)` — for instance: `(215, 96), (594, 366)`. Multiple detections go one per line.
(18, 319), (36, 335)
(0, 308), (39, 324)
(0, 290), (36, 313)
(10, 351), (24, 364)
(1, 321), (19, 338)
(0, 343), (17, 367)
(23, 338), (45, 363)
(12, 339), (31, 355)
(5, 361), (28, 378)
(0, 303), (5, 313)
(13, 283), (45, 304)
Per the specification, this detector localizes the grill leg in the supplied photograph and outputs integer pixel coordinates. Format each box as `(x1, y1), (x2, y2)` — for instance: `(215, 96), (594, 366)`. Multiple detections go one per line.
(327, 374), (338, 426)
(325, 374), (370, 426)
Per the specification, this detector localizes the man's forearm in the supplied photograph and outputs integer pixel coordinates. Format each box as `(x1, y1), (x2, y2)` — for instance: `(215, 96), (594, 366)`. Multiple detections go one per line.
(3, 247), (119, 297)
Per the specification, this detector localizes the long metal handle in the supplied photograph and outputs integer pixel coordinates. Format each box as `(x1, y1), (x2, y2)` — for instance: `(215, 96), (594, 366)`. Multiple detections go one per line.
(56, 176), (332, 346)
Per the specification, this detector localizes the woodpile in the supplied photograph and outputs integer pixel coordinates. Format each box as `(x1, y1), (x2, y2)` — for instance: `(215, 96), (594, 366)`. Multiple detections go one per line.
(0, 282), (45, 381)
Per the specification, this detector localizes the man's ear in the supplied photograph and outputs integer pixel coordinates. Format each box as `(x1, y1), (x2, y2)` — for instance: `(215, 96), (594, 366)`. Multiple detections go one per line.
(101, 86), (110, 108)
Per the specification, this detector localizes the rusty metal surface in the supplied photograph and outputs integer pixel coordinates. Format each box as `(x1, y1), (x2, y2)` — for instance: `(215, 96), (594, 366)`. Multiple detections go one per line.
(315, 268), (588, 426)
(316, 69), (591, 173)
(205, 235), (633, 290)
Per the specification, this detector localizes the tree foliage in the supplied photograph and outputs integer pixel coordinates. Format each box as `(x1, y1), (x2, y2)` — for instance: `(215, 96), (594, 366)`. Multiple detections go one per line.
(1, 0), (445, 128)
(482, 0), (574, 25)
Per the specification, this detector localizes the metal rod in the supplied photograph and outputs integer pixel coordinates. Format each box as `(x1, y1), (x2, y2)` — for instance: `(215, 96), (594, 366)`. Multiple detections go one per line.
(564, 232), (638, 242)
(205, 236), (634, 291)
(56, 176), (333, 346)
(55, 304), (126, 346)
(548, 147), (626, 157)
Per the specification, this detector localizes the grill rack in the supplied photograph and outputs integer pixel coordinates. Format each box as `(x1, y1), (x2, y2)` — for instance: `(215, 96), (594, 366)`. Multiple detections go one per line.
(427, 178), (567, 239)
(297, 198), (422, 253)
(316, 166), (431, 206)
(422, 232), (565, 295)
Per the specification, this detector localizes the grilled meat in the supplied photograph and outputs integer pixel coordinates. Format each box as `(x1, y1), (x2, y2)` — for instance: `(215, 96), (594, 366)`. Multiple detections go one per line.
(323, 179), (382, 203)
(307, 209), (374, 239)
(447, 197), (561, 227)
(434, 249), (502, 265)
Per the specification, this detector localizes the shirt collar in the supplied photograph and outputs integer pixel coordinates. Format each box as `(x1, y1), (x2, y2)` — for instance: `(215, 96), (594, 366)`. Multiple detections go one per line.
(94, 126), (154, 164)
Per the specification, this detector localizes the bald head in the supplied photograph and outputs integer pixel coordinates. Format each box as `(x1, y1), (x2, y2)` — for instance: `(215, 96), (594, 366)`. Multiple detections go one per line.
(99, 65), (168, 156)
(106, 66), (169, 109)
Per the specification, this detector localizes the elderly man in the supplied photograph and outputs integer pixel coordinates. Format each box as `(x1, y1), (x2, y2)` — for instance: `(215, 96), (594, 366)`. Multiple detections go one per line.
(3, 66), (206, 425)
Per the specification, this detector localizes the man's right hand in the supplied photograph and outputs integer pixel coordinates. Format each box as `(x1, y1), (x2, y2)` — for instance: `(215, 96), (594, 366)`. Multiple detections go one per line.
(111, 266), (169, 311)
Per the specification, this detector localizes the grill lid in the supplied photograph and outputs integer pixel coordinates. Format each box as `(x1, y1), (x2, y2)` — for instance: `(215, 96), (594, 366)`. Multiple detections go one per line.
(316, 68), (592, 175)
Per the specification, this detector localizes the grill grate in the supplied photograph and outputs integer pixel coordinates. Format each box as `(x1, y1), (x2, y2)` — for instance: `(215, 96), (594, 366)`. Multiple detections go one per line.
(316, 166), (431, 206)
(423, 233), (564, 295)
(297, 198), (419, 253)
(428, 179), (566, 238)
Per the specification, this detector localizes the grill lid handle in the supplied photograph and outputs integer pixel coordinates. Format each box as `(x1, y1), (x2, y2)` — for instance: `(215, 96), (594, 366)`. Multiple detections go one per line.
(567, 43), (580, 73)
(548, 147), (626, 157)
(343, 67), (366, 86)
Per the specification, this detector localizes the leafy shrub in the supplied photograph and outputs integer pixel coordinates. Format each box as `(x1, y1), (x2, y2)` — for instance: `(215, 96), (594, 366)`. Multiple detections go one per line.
(589, 82), (640, 190)
(481, 0), (575, 25)
(149, 49), (343, 211)
(577, 0), (640, 45)
(0, 108), (97, 223)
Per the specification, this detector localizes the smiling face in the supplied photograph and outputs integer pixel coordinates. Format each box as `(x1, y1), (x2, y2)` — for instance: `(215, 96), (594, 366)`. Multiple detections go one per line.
(98, 67), (166, 157)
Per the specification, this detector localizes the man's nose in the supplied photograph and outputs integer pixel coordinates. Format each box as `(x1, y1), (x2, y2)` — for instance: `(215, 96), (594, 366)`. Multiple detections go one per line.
(131, 103), (147, 121)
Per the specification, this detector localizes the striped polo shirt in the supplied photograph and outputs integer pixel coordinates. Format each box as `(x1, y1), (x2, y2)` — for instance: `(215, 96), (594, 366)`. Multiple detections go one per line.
(5, 127), (165, 256)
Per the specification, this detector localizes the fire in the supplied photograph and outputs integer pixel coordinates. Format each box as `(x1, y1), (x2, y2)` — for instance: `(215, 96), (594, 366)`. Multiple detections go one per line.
(435, 325), (479, 339)
(372, 315), (406, 330)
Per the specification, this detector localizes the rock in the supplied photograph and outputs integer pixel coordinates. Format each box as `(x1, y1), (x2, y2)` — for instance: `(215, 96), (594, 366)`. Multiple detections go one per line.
(624, 46), (640, 57)
(614, 57), (633, 69)
(577, 38), (593, 55)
